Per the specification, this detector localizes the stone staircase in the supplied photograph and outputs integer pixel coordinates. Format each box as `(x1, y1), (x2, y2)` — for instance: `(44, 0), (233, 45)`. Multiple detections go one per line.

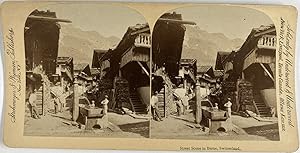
(155, 72), (178, 117)
(238, 80), (271, 117)
(157, 88), (165, 117)
(32, 66), (52, 115)
(35, 87), (43, 115)
(253, 90), (271, 117)
(130, 89), (147, 114)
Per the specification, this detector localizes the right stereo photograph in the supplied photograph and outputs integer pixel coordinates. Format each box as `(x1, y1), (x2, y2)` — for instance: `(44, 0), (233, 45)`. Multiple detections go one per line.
(150, 5), (278, 141)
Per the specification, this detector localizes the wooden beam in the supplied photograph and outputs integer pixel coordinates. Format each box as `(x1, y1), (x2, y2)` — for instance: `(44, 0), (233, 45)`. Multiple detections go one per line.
(137, 61), (149, 76)
(195, 81), (202, 124)
(158, 18), (196, 25)
(28, 15), (72, 23)
(254, 28), (276, 37)
(260, 63), (275, 82)
(130, 27), (150, 35)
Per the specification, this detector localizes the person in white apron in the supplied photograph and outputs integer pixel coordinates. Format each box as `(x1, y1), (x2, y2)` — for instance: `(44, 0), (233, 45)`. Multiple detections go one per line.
(101, 95), (109, 115)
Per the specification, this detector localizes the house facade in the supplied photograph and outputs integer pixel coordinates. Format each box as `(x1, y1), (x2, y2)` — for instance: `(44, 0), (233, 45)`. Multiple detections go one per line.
(235, 24), (276, 116)
(25, 10), (71, 115)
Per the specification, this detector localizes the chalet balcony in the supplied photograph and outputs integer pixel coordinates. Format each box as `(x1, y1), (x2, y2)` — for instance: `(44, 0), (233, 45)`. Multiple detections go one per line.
(257, 35), (276, 50)
(134, 33), (151, 48)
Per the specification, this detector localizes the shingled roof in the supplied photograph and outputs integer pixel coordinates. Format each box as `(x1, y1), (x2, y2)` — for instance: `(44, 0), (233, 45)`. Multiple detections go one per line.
(91, 49), (107, 68)
(114, 23), (150, 52)
(234, 24), (276, 76)
(74, 63), (91, 75)
(180, 59), (197, 65)
(214, 70), (224, 78)
(215, 52), (231, 70)
(197, 65), (214, 78)
(237, 24), (275, 57)
(90, 68), (100, 76)
(128, 23), (150, 35)
(57, 57), (73, 64)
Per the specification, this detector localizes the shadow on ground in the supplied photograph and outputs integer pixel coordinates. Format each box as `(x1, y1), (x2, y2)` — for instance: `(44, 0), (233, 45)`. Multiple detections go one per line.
(243, 123), (280, 141)
(118, 121), (149, 138)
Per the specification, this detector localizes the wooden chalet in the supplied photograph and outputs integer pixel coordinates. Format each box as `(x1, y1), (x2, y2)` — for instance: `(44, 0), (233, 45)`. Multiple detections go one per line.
(213, 70), (224, 82)
(218, 51), (236, 81)
(197, 66), (215, 84)
(74, 63), (92, 82)
(215, 51), (231, 71)
(91, 49), (107, 68)
(92, 49), (113, 80)
(54, 57), (74, 88)
(234, 24), (276, 116)
(214, 51), (238, 111)
(73, 63), (92, 95)
(25, 10), (71, 115)
(152, 12), (196, 117)
(179, 59), (197, 86)
(213, 25), (276, 116)
(90, 68), (101, 80)
(92, 23), (151, 114)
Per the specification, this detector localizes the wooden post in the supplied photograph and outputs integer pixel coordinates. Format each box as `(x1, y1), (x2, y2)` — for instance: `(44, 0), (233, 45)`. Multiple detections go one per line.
(195, 80), (202, 124)
(42, 80), (45, 116)
(111, 77), (117, 109)
(183, 78), (187, 90)
(60, 76), (64, 88)
(72, 77), (79, 121)
(59, 65), (63, 87)
(164, 85), (167, 118)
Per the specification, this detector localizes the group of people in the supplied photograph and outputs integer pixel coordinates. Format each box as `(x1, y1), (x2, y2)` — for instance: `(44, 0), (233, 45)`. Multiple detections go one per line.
(53, 96), (63, 114)
(91, 95), (109, 115)
(174, 91), (191, 116)
(28, 89), (40, 119)
(150, 89), (191, 122)
(150, 91), (162, 121)
(150, 88), (233, 122)
(28, 89), (66, 119)
(28, 87), (110, 119)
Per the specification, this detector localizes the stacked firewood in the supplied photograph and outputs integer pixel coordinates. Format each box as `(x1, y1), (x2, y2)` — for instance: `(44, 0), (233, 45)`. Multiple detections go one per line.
(164, 75), (177, 116)
(237, 80), (255, 112)
(238, 81), (253, 105)
(220, 81), (237, 111)
(221, 81), (236, 92)
(115, 77), (131, 109)
(98, 79), (113, 90)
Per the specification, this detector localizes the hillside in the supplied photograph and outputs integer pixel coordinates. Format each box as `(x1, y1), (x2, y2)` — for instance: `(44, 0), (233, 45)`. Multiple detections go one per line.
(182, 25), (244, 67)
(58, 24), (120, 64)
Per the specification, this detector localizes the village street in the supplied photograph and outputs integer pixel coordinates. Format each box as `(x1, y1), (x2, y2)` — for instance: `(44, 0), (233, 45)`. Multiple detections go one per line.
(24, 8), (151, 139)
(23, 6), (280, 142)
(24, 111), (149, 138)
(151, 111), (279, 141)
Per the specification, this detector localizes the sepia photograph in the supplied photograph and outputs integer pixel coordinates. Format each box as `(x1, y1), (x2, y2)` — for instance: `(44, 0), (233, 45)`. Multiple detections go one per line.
(24, 3), (150, 138)
(1, 1), (299, 151)
(150, 5), (279, 141)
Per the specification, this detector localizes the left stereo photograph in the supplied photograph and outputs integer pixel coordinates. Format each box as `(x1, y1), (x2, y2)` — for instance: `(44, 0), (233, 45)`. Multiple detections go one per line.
(24, 3), (151, 138)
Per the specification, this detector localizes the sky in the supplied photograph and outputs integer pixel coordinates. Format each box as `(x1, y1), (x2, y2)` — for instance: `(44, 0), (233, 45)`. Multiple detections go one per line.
(41, 3), (147, 39)
(38, 4), (273, 41)
(172, 5), (274, 40)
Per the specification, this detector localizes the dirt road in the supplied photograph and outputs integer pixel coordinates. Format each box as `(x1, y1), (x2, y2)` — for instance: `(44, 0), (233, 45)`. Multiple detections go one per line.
(24, 111), (149, 138)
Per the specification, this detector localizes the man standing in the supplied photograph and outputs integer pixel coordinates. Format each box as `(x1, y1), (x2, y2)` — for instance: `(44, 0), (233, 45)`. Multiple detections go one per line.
(175, 98), (183, 116)
(101, 95), (109, 115)
(224, 98), (232, 118)
(53, 97), (59, 114)
(28, 89), (40, 119)
(151, 91), (162, 121)
(181, 93), (190, 115)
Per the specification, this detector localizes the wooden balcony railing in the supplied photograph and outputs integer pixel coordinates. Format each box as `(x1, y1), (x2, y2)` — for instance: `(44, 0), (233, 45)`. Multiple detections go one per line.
(134, 33), (151, 48)
(257, 35), (276, 50)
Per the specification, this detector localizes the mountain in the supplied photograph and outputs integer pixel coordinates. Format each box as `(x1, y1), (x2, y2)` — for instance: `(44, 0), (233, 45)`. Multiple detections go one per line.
(182, 25), (244, 67)
(58, 24), (120, 64)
